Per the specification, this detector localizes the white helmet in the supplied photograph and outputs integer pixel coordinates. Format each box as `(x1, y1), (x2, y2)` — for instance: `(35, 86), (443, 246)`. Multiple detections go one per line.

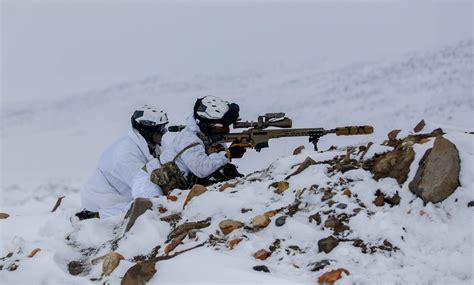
(195, 96), (230, 120)
(132, 104), (169, 127)
(193, 96), (240, 134)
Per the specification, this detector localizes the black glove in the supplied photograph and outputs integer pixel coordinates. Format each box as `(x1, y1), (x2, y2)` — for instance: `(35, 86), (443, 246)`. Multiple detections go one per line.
(226, 144), (247, 159)
(221, 163), (244, 179)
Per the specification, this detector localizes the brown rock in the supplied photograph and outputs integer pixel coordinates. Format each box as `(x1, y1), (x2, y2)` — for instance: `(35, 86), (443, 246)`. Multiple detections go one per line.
(164, 233), (187, 254)
(342, 189), (352, 198)
(318, 268), (350, 285)
(254, 249), (270, 260)
(0, 213), (9, 219)
(121, 261), (157, 285)
(318, 236), (339, 254)
(285, 156), (317, 179)
(27, 248), (41, 258)
(183, 184), (207, 208)
(219, 220), (244, 235)
(166, 195), (178, 201)
(387, 129), (402, 141)
(228, 238), (243, 249)
(68, 260), (85, 276)
(252, 215), (271, 228)
(293, 145), (305, 155)
(370, 147), (415, 184)
(219, 182), (237, 192)
(374, 195), (385, 207)
(102, 252), (125, 276)
(409, 137), (461, 203)
(264, 210), (278, 218)
(269, 181), (289, 194)
(413, 119), (426, 133)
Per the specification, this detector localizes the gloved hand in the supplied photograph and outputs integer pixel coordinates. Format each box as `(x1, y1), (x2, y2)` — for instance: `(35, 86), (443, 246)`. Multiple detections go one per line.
(226, 144), (247, 159)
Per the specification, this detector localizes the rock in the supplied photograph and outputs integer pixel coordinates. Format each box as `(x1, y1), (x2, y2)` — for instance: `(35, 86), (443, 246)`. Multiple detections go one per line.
(254, 249), (270, 260)
(293, 145), (305, 155)
(321, 191), (335, 202)
(219, 182), (237, 192)
(251, 215), (271, 229)
(219, 220), (244, 235)
(264, 210), (278, 218)
(285, 156), (317, 179)
(387, 129), (402, 141)
(308, 212), (321, 225)
(102, 252), (125, 276)
(124, 198), (153, 233)
(275, 216), (287, 227)
(409, 137), (461, 203)
(468, 201), (474, 207)
(323, 216), (349, 233)
(413, 119), (426, 133)
(336, 203), (347, 209)
(27, 248), (41, 258)
(327, 200), (336, 207)
(373, 195), (385, 207)
(228, 238), (243, 249)
(253, 265), (270, 273)
(183, 184), (207, 208)
(121, 261), (157, 285)
(318, 236), (339, 254)
(164, 233), (187, 254)
(68, 260), (85, 276)
(166, 195), (178, 201)
(369, 147), (415, 184)
(0, 213), (10, 219)
(317, 268), (350, 285)
(342, 189), (352, 198)
(269, 181), (290, 194)
(309, 260), (331, 272)
(241, 208), (252, 213)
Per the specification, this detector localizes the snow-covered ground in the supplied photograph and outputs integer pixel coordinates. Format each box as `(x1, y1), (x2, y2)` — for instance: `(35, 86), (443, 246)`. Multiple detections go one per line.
(1, 40), (473, 284)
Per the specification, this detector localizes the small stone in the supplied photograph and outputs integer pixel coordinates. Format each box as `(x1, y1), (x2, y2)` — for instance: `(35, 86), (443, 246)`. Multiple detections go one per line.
(324, 216), (339, 228)
(321, 191), (335, 202)
(468, 201), (474, 207)
(353, 208), (362, 214)
(387, 129), (402, 140)
(336, 203), (347, 209)
(327, 200), (336, 207)
(219, 182), (237, 192)
(158, 206), (168, 213)
(241, 208), (252, 213)
(0, 213), (9, 219)
(275, 216), (287, 227)
(252, 215), (271, 229)
(228, 238), (243, 249)
(253, 265), (270, 273)
(309, 259), (331, 272)
(342, 189), (352, 198)
(264, 210), (278, 218)
(318, 268), (350, 284)
(318, 236), (339, 254)
(269, 181), (290, 194)
(308, 213), (321, 225)
(68, 261), (85, 276)
(183, 184), (207, 208)
(166, 195), (178, 201)
(293, 145), (305, 155)
(219, 220), (244, 235)
(374, 195), (385, 207)
(413, 119), (426, 133)
(254, 249), (270, 260)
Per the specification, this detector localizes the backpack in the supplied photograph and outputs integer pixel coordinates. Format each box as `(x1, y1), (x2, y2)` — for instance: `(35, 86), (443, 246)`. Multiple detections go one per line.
(150, 143), (200, 194)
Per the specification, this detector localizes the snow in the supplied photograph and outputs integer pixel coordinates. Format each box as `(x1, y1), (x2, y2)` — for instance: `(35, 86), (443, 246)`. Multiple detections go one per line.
(1, 32), (473, 285)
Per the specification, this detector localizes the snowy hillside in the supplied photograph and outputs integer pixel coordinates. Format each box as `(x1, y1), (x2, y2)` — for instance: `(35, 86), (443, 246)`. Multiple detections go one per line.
(1, 40), (473, 284)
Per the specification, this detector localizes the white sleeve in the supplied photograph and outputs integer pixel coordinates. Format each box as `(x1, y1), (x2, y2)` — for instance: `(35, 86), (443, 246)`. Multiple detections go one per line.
(132, 159), (164, 199)
(178, 143), (230, 178)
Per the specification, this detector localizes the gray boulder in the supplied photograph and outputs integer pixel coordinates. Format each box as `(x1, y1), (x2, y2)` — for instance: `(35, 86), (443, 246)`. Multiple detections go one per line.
(409, 136), (461, 203)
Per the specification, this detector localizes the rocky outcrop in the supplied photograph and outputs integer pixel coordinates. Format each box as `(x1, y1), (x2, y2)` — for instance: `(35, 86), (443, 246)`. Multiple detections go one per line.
(409, 136), (461, 203)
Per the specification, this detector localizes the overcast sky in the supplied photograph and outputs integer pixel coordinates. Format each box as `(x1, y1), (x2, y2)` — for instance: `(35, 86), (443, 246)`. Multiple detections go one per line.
(2, 1), (472, 106)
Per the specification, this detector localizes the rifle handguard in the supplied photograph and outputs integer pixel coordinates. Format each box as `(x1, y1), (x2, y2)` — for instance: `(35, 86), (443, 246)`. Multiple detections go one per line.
(335, 125), (374, 136)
